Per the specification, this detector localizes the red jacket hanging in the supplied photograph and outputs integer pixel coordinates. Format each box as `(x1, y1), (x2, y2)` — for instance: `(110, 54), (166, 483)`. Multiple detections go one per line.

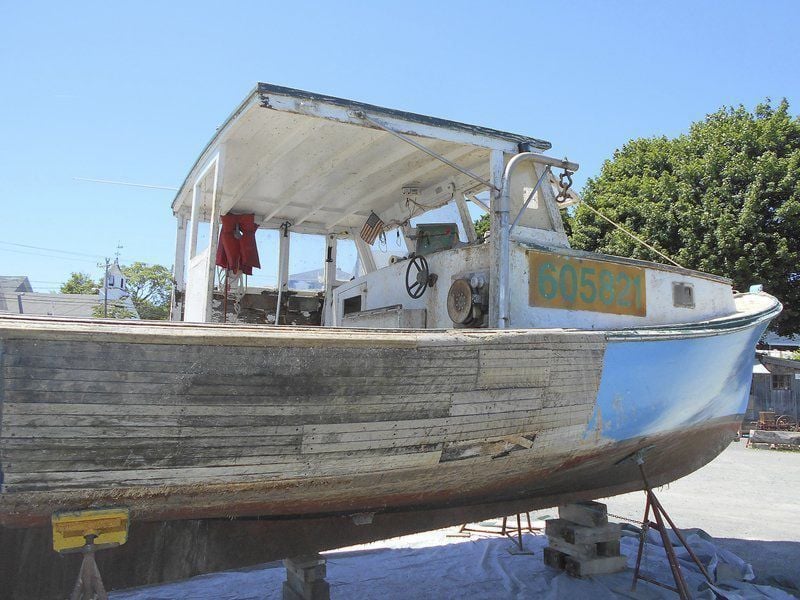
(216, 213), (261, 275)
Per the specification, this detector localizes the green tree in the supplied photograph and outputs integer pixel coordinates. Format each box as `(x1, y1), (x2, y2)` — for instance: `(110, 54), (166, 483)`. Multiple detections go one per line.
(568, 100), (800, 336)
(60, 272), (99, 295)
(474, 213), (490, 239)
(121, 262), (173, 320)
(91, 304), (137, 319)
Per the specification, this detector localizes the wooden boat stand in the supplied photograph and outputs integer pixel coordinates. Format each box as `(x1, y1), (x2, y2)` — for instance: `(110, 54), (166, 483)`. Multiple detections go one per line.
(456, 512), (541, 551)
(631, 456), (713, 599)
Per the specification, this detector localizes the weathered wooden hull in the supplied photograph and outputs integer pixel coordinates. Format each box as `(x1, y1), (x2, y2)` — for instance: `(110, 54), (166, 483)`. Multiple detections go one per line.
(1, 417), (739, 598)
(0, 293), (780, 595)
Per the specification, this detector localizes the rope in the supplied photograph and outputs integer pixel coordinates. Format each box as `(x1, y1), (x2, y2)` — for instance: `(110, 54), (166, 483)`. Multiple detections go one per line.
(579, 202), (684, 269)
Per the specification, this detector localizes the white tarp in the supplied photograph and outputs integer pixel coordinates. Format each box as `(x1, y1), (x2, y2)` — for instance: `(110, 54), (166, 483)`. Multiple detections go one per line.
(112, 522), (795, 600)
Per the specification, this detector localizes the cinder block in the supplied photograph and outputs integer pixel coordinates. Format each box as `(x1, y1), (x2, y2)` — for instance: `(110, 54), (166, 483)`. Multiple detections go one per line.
(283, 582), (304, 600)
(543, 546), (567, 570)
(564, 554), (627, 578)
(545, 518), (569, 540)
(597, 540), (621, 558)
(558, 501), (609, 527)
(546, 536), (598, 560)
(545, 519), (621, 545)
(285, 561), (327, 583)
(565, 522), (621, 545)
(283, 577), (330, 600)
(283, 554), (330, 600)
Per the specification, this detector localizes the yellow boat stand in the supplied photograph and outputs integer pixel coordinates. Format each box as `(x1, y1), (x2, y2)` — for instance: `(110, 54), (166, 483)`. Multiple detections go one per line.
(51, 508), (130, 600)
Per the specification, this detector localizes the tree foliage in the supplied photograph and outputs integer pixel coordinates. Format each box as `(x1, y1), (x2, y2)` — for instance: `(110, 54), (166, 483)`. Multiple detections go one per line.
(121, 262), (173, 320)
(568, 100), (800, 335)
(60, 272), (98, 295)
(474, 213), (490, 239)
(91, 304), (137, 319)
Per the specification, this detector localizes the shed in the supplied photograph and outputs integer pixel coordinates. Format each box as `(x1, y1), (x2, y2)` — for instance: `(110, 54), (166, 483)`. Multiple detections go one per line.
(749, 354), (800, 422)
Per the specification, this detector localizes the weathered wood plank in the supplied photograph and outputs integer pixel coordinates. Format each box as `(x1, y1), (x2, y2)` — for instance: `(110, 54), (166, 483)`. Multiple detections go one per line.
(2, 378), (481, 398)
(2, 363), (479, 383)
(3, 443), (446, 473)
(3, 450), (446, 489)
(301, 419), (545, 453)
(2, 425), (302, 439)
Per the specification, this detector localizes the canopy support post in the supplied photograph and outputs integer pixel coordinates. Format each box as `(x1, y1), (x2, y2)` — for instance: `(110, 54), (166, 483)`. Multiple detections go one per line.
(354, 237), (377, 275)
(204, 150), (225, 323)
(322, 234), (337, 326)
(455, 194), (478, 244)
(488, 150), (508, 329)
(275, 222), (291, 325)
(171, 211), (188, 321)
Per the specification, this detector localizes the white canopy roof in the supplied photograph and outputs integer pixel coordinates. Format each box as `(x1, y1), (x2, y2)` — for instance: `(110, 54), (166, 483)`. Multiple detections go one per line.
(171, 83), (551, 235)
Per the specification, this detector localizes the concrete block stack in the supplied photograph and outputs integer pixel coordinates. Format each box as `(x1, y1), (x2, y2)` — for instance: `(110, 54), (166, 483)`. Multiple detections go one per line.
(282, 554), (330, 600)
(543, 500), (627, 578)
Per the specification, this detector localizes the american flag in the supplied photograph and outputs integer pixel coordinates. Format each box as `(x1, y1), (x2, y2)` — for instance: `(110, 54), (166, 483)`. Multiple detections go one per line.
(359, 211), (385, 245)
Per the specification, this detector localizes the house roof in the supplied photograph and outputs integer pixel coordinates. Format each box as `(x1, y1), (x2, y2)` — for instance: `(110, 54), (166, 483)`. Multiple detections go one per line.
(0, 276), (33, 294)
(758, 353), (800, 371)
(0, 292), (99, 318)
(0, 292), (140, 319)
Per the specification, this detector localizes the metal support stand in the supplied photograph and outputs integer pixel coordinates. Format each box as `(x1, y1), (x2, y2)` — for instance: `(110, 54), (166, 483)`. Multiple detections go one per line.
(69, 535), (108, 600)
(631, 458), (713, 598)
(457, 513), (540, 551)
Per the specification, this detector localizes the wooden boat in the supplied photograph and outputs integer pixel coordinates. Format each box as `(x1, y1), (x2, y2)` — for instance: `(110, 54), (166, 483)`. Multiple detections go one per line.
(0, 84), (781, 595)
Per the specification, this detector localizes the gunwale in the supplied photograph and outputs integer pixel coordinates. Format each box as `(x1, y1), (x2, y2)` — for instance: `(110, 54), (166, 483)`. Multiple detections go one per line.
(0, 290), (780, 343)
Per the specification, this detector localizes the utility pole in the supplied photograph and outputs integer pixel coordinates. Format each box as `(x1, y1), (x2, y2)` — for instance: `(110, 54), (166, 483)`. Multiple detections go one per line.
(103, 257), (110, 317)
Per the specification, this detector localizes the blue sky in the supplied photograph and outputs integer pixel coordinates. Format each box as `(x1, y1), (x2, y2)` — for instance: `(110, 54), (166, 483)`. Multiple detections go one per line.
(1, 1), (798, 291)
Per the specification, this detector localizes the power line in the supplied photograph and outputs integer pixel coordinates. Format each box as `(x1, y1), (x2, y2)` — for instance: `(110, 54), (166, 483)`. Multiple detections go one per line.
(0, 242), (166, 268)
(73, 177), (179, 191)
(0, 247), (99, 264)
(0, 240), (104, 259)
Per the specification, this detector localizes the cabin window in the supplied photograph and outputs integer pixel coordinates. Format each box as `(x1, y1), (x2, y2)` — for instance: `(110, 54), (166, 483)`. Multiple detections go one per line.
(343, 295), (362, 315)
(287, 232), (326, 291)
(410, 202), (472, 244)
(108, 276), (115, 286)
(337, 239), (357, 281)
(771, 374), (791, 390)
(368, 227), (408, 269)
(120, 278), (124, 289)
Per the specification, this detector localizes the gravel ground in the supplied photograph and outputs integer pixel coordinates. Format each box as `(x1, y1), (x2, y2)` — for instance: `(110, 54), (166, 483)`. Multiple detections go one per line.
(599, 440), (800, 593)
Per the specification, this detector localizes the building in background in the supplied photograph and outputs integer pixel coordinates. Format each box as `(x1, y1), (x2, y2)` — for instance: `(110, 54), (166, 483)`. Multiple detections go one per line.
(748, 354), (800, 423)
(0, 270), (139, 319)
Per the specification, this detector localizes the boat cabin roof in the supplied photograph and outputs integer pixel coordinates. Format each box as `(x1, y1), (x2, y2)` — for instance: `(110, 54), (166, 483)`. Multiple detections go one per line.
(171, 83), (551, 235)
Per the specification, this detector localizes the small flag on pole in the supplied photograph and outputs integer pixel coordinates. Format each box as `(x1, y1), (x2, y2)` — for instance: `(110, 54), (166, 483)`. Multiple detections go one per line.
(359, 211), (385, 245)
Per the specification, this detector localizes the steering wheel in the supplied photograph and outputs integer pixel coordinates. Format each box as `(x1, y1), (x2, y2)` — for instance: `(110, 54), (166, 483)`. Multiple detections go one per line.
(405, 254), (430, 299)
